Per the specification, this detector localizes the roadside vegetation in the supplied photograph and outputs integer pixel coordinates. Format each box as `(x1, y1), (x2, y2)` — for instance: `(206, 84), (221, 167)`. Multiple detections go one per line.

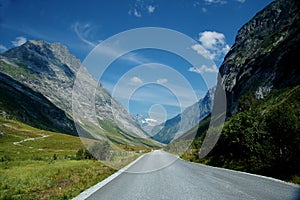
(0, 117), (147, 199)
(167, 85), (300, 184)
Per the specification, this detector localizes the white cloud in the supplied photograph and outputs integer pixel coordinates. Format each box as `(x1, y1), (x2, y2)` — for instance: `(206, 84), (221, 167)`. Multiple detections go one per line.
(199, 31), (225, 50)
(133, 9), (142, 17)
(156, 78), (168, 84)
(236, 0), (246, 3)
(130, 76), (143, 85)
(72, 22), (97, 47)
(105, 77), (199, 110)
(189, 64), (218, 74)
(191, 44), (214, 60)
(204, 0), (227, 5)
(193, 1), (201, 7)
(11, 37), (27, 47)
(192, 31), (230, 61)
(202, 7), (208, 13)
(0, 45), (7, 53)
(95, 45), (151, 65)
(129, 0), (156, 17)
(147, 5), (155, 13)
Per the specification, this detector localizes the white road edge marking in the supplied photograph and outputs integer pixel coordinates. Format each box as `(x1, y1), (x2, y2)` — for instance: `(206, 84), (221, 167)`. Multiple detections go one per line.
(72, 153), (148, 200)
(177, 157), (300, 188)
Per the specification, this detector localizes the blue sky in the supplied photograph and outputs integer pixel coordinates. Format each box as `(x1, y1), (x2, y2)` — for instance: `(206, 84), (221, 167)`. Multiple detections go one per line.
(0, 0), (273, 122)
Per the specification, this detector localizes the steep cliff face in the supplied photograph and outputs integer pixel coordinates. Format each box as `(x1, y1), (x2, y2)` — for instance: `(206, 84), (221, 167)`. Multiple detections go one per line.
(220, 0), (300, 114)
(0, 40), (148, 141)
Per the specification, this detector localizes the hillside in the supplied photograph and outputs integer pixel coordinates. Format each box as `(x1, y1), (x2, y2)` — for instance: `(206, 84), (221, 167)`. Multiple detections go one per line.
(0, 40), (159, 147)
(174, 0), (300, 183)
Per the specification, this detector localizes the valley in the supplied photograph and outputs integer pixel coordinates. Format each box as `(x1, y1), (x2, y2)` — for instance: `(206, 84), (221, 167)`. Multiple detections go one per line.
(0, 0), (300, 199)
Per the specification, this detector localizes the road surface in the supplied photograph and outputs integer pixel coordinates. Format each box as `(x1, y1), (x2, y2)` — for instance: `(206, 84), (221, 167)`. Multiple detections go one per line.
(85, 150), (300, 200)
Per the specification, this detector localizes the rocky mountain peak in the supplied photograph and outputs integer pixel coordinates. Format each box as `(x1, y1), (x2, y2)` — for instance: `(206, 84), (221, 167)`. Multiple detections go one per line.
(3, 40), (81, 74)
(235, 0), (296, 45)
(0, 40), (150, 141)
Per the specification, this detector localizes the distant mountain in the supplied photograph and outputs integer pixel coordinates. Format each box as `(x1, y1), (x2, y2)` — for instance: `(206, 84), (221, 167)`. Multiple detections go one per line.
(220, 0), (300, 115)
(135, 115), (163, 136)
(0, 40), (154, 146)
(152, 87), (215, 144)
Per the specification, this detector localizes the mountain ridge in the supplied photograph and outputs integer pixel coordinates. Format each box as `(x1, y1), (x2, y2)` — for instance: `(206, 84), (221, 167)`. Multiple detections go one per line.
(0, 40), (156, 146)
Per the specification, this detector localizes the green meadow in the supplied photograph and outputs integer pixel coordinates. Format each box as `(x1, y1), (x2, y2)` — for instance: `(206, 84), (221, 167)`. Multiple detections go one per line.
(0, 117), (144, 199)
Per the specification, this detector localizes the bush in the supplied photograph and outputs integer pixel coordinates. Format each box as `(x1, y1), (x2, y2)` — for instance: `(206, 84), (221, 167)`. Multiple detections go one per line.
(76, 140), (113, 161)
(89, 141), (112, 161)
(52, 154), (57, 160)
(76, 148), (95, 160)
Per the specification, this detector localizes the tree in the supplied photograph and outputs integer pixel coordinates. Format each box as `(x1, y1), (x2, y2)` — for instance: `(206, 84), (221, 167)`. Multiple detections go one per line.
(265, 103), (300, 176)
(76, 148), (84, 160)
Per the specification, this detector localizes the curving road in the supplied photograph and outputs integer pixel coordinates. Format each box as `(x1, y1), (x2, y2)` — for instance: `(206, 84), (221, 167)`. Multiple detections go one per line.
(83, 150), (300, 200)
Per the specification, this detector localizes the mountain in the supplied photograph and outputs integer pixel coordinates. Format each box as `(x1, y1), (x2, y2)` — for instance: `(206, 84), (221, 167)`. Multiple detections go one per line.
(135, 115), (163, 136)
(176, 0), (300, 183)
(220, 0), (300, 115)
(0, 40), (155, 146)
(152, 87), (215, 144)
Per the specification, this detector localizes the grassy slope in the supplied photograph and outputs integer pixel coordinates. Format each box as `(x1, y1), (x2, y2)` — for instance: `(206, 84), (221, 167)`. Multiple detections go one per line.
(0, 117), (146, 199)
(96, 120), (160, 148)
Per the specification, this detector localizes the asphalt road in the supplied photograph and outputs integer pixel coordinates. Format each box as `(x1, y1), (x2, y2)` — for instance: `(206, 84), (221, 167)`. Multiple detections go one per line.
(86, 150), (300, 200)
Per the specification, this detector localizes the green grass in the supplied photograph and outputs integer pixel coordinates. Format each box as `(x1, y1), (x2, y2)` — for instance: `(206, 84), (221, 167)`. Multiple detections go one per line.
(0, 117), (148, 199)
(0, 160), (114, 200)
(83, 119), (160, 148)
(0, 60), (35, 80)
(0, 117), (87, 161)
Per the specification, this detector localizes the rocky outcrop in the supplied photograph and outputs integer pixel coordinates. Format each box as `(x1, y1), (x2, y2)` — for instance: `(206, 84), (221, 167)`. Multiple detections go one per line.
(219, 0), (300, 114)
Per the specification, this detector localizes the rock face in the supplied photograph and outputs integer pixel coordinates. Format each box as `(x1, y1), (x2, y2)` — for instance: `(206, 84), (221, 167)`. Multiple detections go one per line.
(0, 40), (147, 140)
(219, 0), (300, 114)
(1, 40), (82, 114)
(152, 87), (215, 144)
(0, 72), (76, 134)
